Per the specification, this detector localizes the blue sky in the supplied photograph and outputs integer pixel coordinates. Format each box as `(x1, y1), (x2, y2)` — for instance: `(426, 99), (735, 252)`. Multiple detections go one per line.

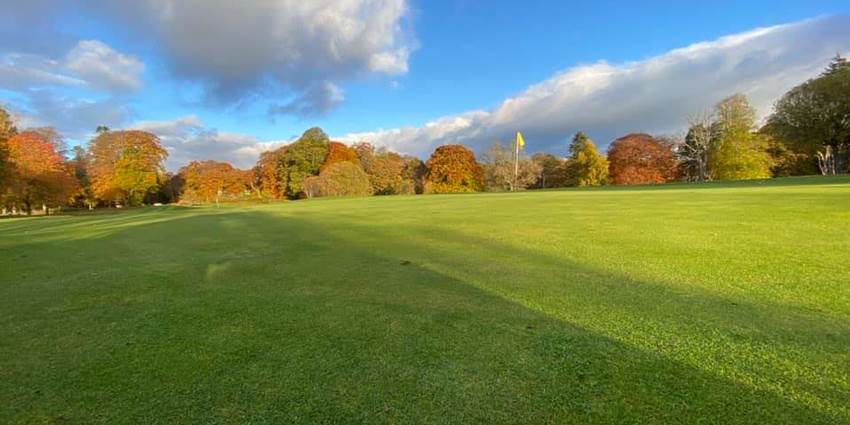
(1, 0), (849, 169)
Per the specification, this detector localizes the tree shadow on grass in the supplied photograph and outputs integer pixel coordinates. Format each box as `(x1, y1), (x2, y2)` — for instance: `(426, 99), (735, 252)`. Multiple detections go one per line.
(0, 209), (847, 424)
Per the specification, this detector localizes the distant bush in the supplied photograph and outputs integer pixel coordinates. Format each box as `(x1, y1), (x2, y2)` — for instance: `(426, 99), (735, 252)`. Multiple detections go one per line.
(305, 161), (372, 198)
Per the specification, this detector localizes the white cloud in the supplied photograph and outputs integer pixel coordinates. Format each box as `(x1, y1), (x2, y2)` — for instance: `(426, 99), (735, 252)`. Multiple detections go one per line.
(129, 116), (287, 170)
(93, 0), (413, 116)
(340, 15), (850, 158)
(0, 38), (143, 139)
(65, 40), (144, 92)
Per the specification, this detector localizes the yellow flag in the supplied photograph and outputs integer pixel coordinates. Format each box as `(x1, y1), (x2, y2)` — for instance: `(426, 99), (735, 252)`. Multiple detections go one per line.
(516, 131), (525, 148)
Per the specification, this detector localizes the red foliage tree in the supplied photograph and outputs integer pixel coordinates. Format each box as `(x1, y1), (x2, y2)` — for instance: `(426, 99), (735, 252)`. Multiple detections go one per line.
(607, 133), (678, 185)
(5, 131), (78, 214)
(425, 144), (484, 193)
(320, 141), (359, 173)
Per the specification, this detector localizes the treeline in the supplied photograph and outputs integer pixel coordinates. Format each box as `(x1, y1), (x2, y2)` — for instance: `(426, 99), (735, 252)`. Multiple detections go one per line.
(0, 56), (848, 214)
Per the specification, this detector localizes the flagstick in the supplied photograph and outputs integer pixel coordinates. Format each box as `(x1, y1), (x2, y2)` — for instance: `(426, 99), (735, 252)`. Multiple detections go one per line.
(514, 137), (519, 191)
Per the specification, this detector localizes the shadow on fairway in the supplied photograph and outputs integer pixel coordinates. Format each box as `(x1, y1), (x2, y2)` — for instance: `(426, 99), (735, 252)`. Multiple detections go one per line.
(0, 208), (847, 424)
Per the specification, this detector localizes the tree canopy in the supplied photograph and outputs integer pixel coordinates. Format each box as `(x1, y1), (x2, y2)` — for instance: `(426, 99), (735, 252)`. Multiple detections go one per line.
(565, 132), (608, 186)
(4, 131), (78, 214)
(179, 160), (248, 205)
(304, 161), (372, 198)
(425, 144), (484, 193)
(709, 94), (771, 180)
(607, 133), (677, 185)
(765, 55), (850, 174)
(278, 127), (330, 199)
(88, 130), (168, 206)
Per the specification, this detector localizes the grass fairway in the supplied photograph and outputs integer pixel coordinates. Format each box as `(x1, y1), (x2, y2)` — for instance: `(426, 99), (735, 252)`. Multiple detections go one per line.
(2, 176), (849, 424)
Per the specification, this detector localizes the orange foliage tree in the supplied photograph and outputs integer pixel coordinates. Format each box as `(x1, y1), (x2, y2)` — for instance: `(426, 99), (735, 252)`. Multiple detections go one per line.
(4, 131), (78, 214)
(253, 149), (284, 199)
(424, 144), (484, 193)
(607, 133), (678, 185)
(88, 130), (167, 206)
(178, 160), (247, 205)
(320, 141), (359, 173)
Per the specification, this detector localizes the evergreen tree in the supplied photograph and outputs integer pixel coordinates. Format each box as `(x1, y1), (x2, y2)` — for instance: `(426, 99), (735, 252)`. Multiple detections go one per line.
(565, 132), (608, 186)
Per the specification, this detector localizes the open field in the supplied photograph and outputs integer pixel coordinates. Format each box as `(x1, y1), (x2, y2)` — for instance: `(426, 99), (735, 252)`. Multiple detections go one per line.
(2, 176), (849, 424)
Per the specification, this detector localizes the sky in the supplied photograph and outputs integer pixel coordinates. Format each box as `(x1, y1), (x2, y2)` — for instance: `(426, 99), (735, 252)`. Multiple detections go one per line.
(1, 0), (849, 170)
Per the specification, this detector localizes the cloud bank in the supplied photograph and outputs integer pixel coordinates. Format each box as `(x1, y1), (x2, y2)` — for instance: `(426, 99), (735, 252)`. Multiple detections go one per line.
(340, 15), (850, 158)
(93, 0), (413, 117)
(129, 116), (286, 170)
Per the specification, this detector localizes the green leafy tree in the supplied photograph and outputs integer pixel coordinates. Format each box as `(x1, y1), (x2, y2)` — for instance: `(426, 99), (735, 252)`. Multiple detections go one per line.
(765, 54), (850, 174)
(279, 127), (330, 199)
(565, 132), (608, 186)
(424, 144), (484, 193)
(708, 94), (771, 180)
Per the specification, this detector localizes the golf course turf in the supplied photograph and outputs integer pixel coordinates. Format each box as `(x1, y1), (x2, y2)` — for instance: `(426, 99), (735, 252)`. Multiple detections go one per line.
(1, 176), (849, 424)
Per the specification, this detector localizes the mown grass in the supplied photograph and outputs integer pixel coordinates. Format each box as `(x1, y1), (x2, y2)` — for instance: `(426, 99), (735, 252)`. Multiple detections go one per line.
(1, 176), (849, 424)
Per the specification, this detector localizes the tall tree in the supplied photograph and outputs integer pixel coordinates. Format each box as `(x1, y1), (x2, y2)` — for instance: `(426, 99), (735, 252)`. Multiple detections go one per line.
(765, 54), (850, 174)
(179, 160), (247, 206)
(4, 131), (78, 214)
(278, 127), (330, 199)
(565, 132), (608, 186)
(253, 149), (285, 199)
(709, 94), (771, 180)
(679, 115), (713, 182)
(69, 145), (96, 209)
(481, 141), (540, 191)
(607, 133), (677, 185)
(88, 130), (168, 206)
(0, 106), (16, 189)
(424, 144), (484, 193)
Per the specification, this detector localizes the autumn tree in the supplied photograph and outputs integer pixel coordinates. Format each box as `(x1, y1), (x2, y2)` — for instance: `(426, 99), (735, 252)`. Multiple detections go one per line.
(481, 141), (540, 191)
(352, 142), (376, 171)
(0, 106), (16, 189)
(564, 132), (608, 186)
(424, 144), (484, 193)
(4, 131), (78, 214)
(320, 141), (359, 173)
(303, 161), (372, 198)
(607, 133), (677, 185)
(88, 130), (168, 206)
(253, 149), (285, 199)
(530, 153), (565, 188)
(179, 160), (247, 206)
(401, 155), (427, 194)
(68, 145), (97, 209)
(278, 127), (330, 199)
(708, 94), (771, 180)
(765, 54), (850, 175)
